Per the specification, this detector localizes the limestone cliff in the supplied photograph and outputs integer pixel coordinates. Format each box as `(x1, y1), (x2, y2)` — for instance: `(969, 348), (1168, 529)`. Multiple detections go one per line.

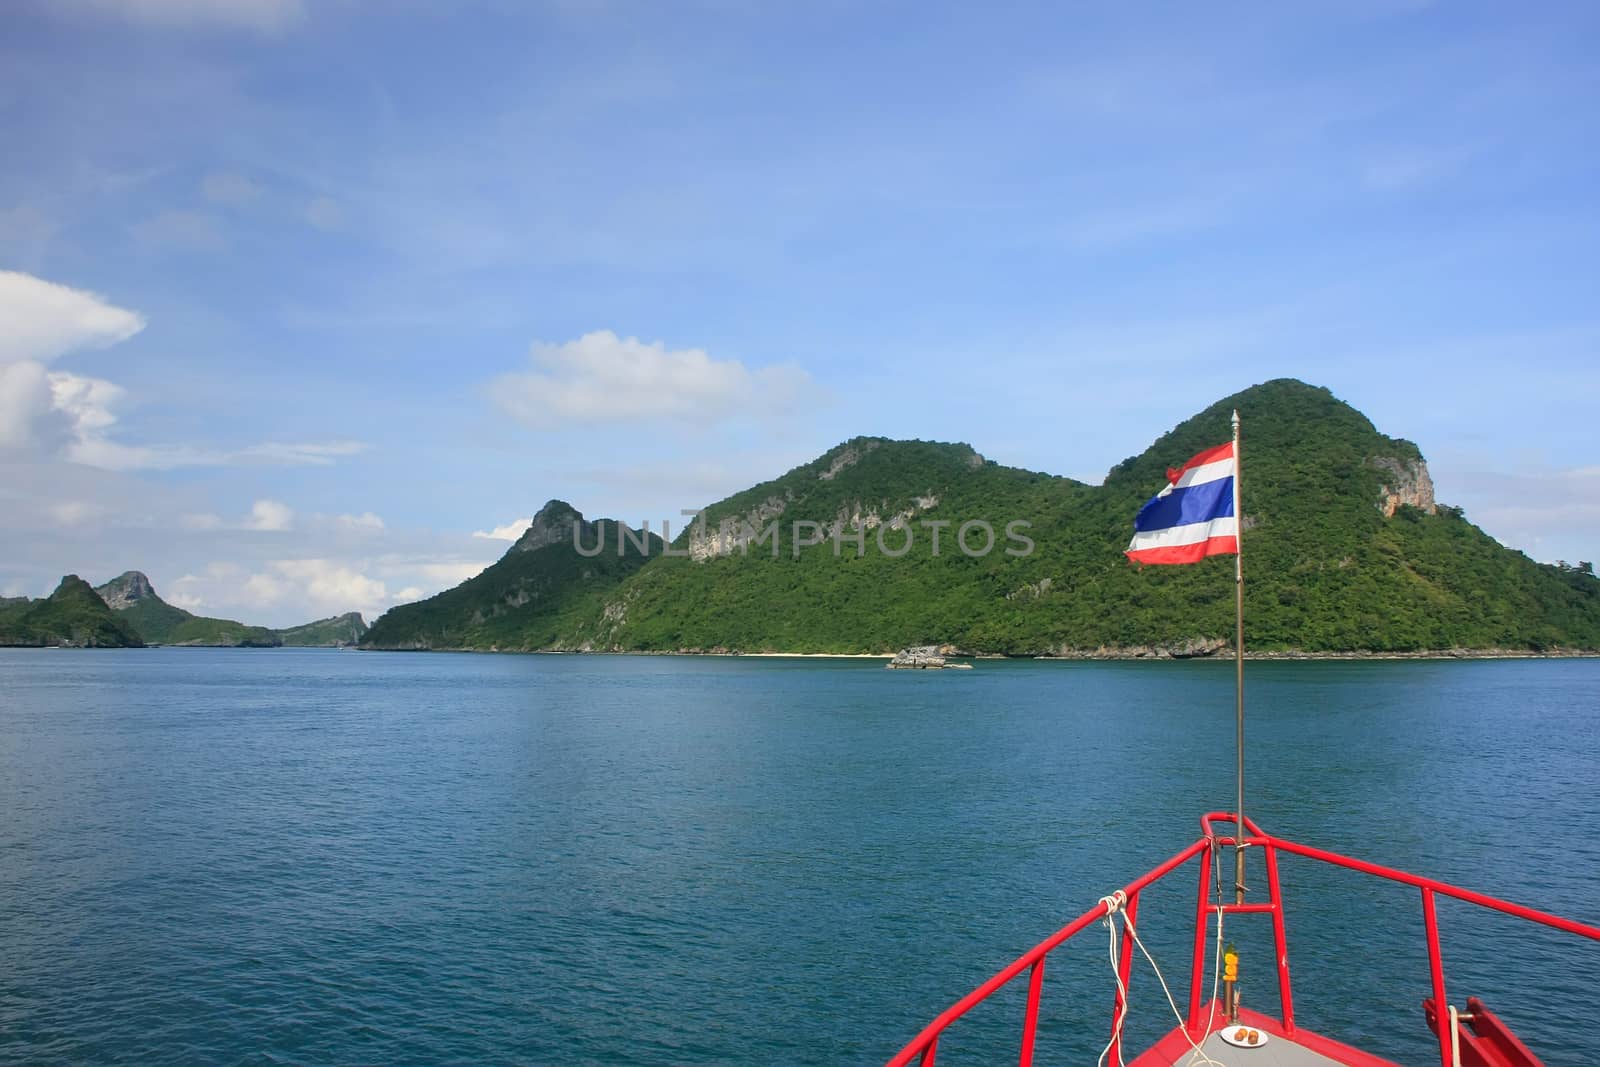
(94, 571), (281, 646)
(95, 570), (158, 610)
(1370, 456), (1437, 517)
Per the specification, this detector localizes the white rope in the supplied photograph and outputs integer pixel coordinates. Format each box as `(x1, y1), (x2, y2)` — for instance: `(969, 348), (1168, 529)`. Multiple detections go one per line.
(1195, 840), (1227, 1065)
(1186, 899), (1226, 1067)
(1096, 892), (1130, 1067)
(1124, 906), (1229, 1067)
(1448, 1005), (1462, 1067)
(1095, 842), (1233, 1067)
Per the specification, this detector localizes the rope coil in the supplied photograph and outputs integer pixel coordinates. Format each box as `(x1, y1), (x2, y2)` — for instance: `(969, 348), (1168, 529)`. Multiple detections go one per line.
(1096, 843), (1231, 1067)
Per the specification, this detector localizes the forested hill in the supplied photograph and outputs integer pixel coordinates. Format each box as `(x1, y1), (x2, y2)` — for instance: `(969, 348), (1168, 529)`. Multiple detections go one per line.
(361, 502), (664, 650)
(275, 613), (368, 647)
(363, 379), (1599, 655)
(95, 571), (281, 647)
(0, 576), (145, 648)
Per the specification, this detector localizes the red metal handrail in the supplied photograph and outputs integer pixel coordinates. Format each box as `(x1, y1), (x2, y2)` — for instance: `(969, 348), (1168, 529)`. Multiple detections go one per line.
(884, 814), (1600, 1067)
(884, 838), (1207, 1067)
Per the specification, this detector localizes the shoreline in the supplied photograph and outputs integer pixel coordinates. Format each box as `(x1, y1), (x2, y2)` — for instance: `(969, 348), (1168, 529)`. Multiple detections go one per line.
(1037, 648), (1600, 662)
(10, 643), (1596, 660)
(345, 645), (1600, 661)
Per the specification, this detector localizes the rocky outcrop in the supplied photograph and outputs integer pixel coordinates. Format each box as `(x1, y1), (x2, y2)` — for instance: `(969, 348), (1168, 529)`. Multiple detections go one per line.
(89, 571), (281, 646)
(1370, 456), (1436, 517)
(511, 500), (596, 553)
(689, 491), (945, 561)
(1007, 577), (1053, 601)
(887, 645), (973, 669)
(689, 494), (792, 560)
(1042, 637), (1229, 660)
(94, 570), (157, 610)
(819, 442), (875, 480)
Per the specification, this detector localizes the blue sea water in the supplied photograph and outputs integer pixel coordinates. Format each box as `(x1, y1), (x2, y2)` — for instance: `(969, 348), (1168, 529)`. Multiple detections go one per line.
(1, 650), (1597, 1065)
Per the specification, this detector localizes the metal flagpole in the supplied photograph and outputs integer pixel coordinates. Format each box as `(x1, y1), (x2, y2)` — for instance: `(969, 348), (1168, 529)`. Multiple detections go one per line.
(1232, 409), (1246, 908)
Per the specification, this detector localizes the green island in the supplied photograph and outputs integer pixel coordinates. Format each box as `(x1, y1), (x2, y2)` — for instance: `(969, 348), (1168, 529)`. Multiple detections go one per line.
(6, 380), (1594, 655)
(95, 571), (283, 647)
(0, 571), (369, 649)
(359, 379), (1599, 656)
(275, 613), (370, 647)
(0, 576), (146, 648)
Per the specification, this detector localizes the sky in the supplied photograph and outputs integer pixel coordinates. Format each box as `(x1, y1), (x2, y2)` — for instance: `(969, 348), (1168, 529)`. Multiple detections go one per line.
(1, 0), (1597, 627)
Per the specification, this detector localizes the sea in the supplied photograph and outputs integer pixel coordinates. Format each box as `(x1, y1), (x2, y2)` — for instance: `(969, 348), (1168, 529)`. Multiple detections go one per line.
(2, 650), (1597, 1065)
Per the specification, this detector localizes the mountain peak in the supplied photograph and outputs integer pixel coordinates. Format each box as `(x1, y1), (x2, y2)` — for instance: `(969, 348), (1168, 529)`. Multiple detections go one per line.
(0, 575), (144, 647)
(512, 500), (589, 553)
(51, 574), (104, 603)
(1104, 378), (1417, 489)
(95, 570), (160, 610)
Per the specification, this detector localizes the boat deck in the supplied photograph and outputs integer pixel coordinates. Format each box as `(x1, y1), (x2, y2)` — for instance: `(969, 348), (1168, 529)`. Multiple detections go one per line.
(1173, 1030), (1364, 1067)
(1130, 1006), (1402, 1067)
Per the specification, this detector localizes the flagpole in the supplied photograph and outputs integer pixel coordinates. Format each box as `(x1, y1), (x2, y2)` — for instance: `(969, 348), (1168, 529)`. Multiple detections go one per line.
(1232, 409), (1246, 908)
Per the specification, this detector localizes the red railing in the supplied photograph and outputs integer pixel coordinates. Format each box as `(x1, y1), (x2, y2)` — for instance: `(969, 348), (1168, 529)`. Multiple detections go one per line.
(884, 813), (1600, 1067)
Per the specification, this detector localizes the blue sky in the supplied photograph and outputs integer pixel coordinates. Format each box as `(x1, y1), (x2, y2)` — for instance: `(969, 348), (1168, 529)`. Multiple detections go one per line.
(2, 0), (1596, 626)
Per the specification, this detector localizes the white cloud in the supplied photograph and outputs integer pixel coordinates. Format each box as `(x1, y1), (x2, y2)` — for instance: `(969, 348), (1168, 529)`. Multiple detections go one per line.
(491, 329), (812, 428)
(50, 371), (123, 437)
(245, 499), (293, 531)
(72, 439), (369, 471)
(0, 271), (145, 365)
(272, 559), (387, 614)
(473, 517), (533, 542)
(37, 370), (368, 472)
(243, 571), (288, 605)
(188, 501), (306, 532)
(303, 196), (343, 229)
(0, 361), (71, 452)
(53, 0), (305, 32)
(202, 171), (262, 205)
(0, 276), (364, 468)
(392, 586), (425, 603)
(414, 561), (491, 585)
(335, 512), (385, 532)
(238, 441), (366, 465)
(1441, 463), (1600, 565)
(65, 438), (364, 472)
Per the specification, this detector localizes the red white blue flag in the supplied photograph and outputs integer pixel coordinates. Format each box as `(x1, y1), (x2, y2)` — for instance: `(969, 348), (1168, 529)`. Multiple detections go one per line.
(1125, 441), (1238, 565)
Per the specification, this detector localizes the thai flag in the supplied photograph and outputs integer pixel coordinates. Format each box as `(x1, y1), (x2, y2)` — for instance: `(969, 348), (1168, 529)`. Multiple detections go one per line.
(1125, 441), (1238, 565)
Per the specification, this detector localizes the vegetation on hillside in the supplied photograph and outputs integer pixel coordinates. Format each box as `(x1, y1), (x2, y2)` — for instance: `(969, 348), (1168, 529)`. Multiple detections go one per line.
(0, 576), (146, 647)
(275, 613), (368, 647)
(363, 379), (1599, 655)
(362, 515), (663, 650)
(95, 572), (281, 646)
(116, 595), (282, 647)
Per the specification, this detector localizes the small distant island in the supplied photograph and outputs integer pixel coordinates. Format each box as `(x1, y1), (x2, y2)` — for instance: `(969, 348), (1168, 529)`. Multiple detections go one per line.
(0, 571), (366, 649)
